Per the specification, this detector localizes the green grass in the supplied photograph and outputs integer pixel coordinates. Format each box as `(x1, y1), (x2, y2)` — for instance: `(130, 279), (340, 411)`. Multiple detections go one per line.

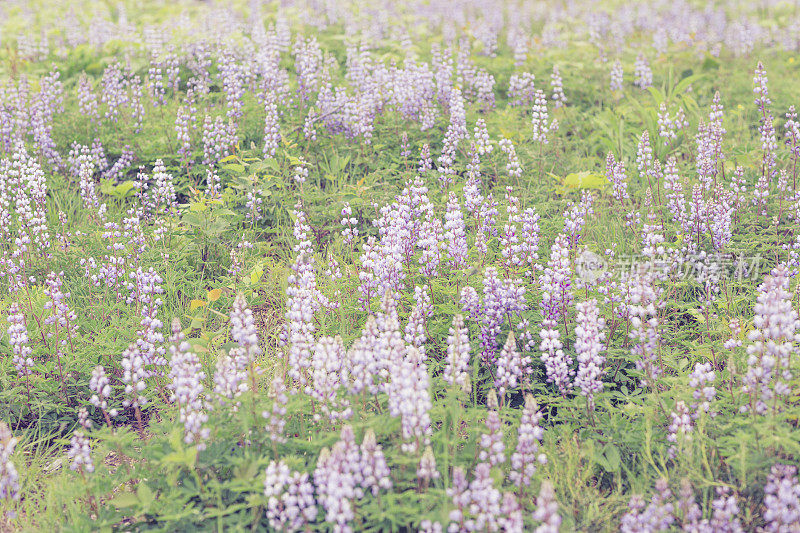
(1, 0), (800, 531)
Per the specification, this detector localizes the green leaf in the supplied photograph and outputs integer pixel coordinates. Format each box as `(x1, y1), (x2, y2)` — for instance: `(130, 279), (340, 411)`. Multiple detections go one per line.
(249, 264), (264, 285)
(108, 492), (139, 509)
(559, 171), (608, 192)
(137, 484), (155, 507)
(602, 444), (621, 473)
(222, 163), (245, 173)
(674, 73), (704, 95)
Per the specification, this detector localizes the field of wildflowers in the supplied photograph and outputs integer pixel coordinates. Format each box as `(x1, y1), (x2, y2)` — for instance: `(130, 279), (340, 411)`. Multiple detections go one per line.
(2, 0), (800, 530)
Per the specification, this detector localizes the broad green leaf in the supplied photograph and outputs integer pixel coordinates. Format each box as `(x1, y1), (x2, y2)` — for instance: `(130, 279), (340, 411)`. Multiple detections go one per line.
(560, 171), (608, 191)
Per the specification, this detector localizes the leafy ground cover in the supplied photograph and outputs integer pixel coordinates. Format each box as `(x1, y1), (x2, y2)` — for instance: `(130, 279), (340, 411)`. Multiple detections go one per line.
(1, 0), (800, 530)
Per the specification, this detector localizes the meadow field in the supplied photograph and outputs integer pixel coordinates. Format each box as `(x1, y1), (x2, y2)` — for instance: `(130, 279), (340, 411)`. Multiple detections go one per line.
(1, 0), (800, 530)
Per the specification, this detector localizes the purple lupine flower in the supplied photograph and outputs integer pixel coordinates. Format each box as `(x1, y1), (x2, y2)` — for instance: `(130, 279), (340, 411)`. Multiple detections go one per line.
(533, 481), (561, 533)
(444, 314), (471, 393)
(446, 86), (468, 142)
(43, 271), (78, 350)
(610, 60), (624, 92)
(265, 460), (317, 532)
(399, 132), (411, 159)
(230, 292), (262, 373)
(375, 292), (405, 389)
(689, 362), (716, 418)
(499, 492), (524, 533)
(742, 264), (798, 415)
(634, 53), (652, 89)
(510, 394), (546, 487)
(246, 185), (263, 223)
(293, 158), (308, 185)
(531, 89), (555, 144)
(360, 429), (392, 496)
(175, 105), (192, 166)
(508, 72), (536, 107)
(417, 445), (440, 486)
(495, 332), (530, 397)
(606, 152), (631, 214)
(388, 345), (432, 453)
(550, 66), (566, 108)
(263, 92), (281, 158)
(464, 149), (484, 219)
(213, 352), (247, 406)
(314, 444), (357, 531)
(696, 118), (723, 192)
(404, 285), (432, 356)
(520, 207), (541, 274)
(539, 323), (572, 395)
(436, 141), (457, 190)
(447, 467), (470, 531)
(479, 391), (505, 466)
(636, 130), (655, 184)
(100, 63), (130, 123)
(219, 51), (245, 120)
(345, 316), (380, 395)
(148, 159), (177, 215)
(473, 119), (492, 155)
(466, 462), (502, 531)
(679, 481), (743, 532)
(147, 52), (167, 107)
(293, 36), (324, 102)
(663, 157), (687, 229)
(128, 74), (145, 133)
(706, 487), (743, 532)
(510, 31), (529, 66)
(89, 365), (117, 420)
(202, 115), (237, 166)
(504, 190), (524, 272)
(7, 141), (51, 254)
(228, 238), (253, 279)
(657, 103), (688, 145)
(763, 463), (800, 531)
(67, 431), (93, 474)
(103, 146), (134, 182)
(478, 267), (527, 362)
(666, 400), (692, 458)
(308, 336), (351, 422)
(77, 155), (100, 211)
(625, 270), (662, 388)
(443, 193), (468, 270)
(167, 319), (209, 450)
(0, 422), (20, 503)
(620, 479), (675, 533)
(498, 138), (522, 179)
(785, 106), (800, 180)
(78, 73), (99, 122)
(563, 192), (595, 250)
(574, 299), (606, 408)
(340, 203), (358, 245)
(753, 62), (777, 217)
(678, 481), (703, 530)
(121, 342), (148, 409)
(77, 407), (92, 430)
(284, 203), (326, 385)
(6, 303), (33, 377)
(539, 234), (572, 324)
(418, 143), (432, 173)
(263, 375), (288, 443)
(126, 267), (167, 373)
(417, 212), (443, 278)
